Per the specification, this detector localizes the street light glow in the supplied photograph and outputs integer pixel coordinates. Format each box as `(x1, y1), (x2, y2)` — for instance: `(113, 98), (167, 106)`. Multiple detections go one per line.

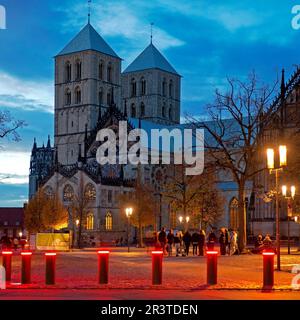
(266, 148), (274, 169)
(282, 185), (287, 197)
(75, 219), (80, 226)
(291, 186), (296, 199)
(186, 216), (190, 223)
(125, 207), (133, 217)
(279, 145), (287, 167)
(179, 216), (183, 223)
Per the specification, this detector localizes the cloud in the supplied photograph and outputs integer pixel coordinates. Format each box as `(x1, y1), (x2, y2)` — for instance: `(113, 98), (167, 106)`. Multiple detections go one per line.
(0, 71), (53, 114)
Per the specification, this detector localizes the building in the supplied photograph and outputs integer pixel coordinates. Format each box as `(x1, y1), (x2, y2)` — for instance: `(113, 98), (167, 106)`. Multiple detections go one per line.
(29, 21), (243, 243)
(0, 207), (24, 239)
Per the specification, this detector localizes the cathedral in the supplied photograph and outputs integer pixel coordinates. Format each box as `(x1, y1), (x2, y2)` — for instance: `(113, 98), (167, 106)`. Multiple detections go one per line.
(29, 22), (244, 244)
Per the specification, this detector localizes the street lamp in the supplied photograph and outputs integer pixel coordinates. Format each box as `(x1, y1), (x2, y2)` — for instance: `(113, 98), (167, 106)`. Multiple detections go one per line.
(125, 207), (133, 253)
(281, 185), (296, 254)
(75, 219), (80, 227)
(266, 145), (287, 271)
(178, 215), (190, 229)
(19, 232), (23, 238)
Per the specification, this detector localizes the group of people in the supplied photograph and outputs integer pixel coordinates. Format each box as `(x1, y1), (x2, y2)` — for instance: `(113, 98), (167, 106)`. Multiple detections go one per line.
(0, 234), (26, 251)
(157, 227), (239, 257)
(252, 234), (275, 253)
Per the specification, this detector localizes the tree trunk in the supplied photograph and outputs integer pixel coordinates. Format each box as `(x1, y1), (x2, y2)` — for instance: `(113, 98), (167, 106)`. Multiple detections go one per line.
(238, 183), (247, 252)
(138, 219), (144, 248)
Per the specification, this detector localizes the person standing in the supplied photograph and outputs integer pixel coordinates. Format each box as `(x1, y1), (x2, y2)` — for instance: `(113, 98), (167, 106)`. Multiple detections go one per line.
(198, 230), (206, 256)
(191, 231), (200, 256)
(219, 229), (226, 255)
(207, 229), (216, 250)
(225, 229), (230, 255)
(230, 230), (239, 255)
(158, 227), (167, 254)
(174, 231), (181, 257)
(167, 229), (174, 256)
(183, 230), (192, 256)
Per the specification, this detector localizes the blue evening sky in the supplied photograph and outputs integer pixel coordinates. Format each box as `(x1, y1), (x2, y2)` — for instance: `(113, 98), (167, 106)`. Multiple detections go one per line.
(0, 0), (300, 206)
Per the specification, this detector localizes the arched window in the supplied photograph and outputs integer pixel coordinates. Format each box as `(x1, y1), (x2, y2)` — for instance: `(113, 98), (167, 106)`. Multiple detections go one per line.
(229, 198), (239, 230)
(140, 102), (145, 117)
(75, 87), (81, 104)
(131, 103), (136, 117)
(130, 78), (137, 97)
(140, 77), (146, 95)
(162, 78), (167, 96)
(44, 186), (54, 199)
(86, 213), (94, 230)
(65, 88), (71, 105)
(84, 183), (96, 200)
(107, 88), (112, 106)
(99, 61), (104, 80)
(63, 184), (74, 202)
(169, 80), (173, 97)
(162, 103), (166, 117)
(107, 62), (112, 82)
(99, 88), (103, 105)
(75, 60), (82, 80)
(105, 212), (113, 230)
(169, 105), (172, 119)
(65, 62), (72, 82)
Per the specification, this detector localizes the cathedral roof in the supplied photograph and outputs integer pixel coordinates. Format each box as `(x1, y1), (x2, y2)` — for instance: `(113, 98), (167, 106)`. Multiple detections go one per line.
(123, 43), (179, 76)
(56, 23), (120, 59)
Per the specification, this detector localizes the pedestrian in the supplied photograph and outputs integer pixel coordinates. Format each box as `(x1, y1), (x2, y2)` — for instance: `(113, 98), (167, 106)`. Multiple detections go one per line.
(219, 229), (226, 255)
(198, 230), (205, 256)
(207, 229), (216, 250)
(158, 227), (167, 254)
(174, 231), (181, 257)
(225, 229), (230, 255)
(191, 230), (200, 256)
(230, 230), (239, 255)
(183, 230), (192, 256)
(167, 229), (174, 256)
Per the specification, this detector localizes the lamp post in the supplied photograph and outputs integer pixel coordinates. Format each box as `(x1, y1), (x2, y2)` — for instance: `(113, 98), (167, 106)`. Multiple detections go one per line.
(281, 185), (296, 255)
(125, 207), (133, 253)
(178, 215), (190, 229)
(266, 145), (287, 271)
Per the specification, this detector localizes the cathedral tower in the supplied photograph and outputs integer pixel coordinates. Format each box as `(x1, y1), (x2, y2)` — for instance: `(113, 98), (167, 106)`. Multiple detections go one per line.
(54, 22), (121, 165)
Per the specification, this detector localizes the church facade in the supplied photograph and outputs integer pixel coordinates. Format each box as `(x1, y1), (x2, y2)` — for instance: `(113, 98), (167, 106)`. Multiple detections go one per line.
(29, 22), (244, 245)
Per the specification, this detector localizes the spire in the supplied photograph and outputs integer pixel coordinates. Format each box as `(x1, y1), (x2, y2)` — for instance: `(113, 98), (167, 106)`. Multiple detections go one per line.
(54, 147), (58, 167)
(47, 135), (51, 148)
(32, 138), (37, 151)
(150, 22), (154, 44)
(88, 0), (91, 24)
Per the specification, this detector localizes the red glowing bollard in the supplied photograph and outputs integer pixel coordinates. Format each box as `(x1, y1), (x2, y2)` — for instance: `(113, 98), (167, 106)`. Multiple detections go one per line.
(45, 252), (56, 285)
(263, 251), (275, 289)
(152, 250), (163, 285)
(97, 250), (109, 284)
(2, 251), (13, 282)
(207, 251), (218, 285)
(21, 251), (32, 284)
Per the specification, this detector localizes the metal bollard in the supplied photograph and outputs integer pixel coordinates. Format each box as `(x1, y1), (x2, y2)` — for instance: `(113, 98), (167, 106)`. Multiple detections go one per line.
(45, 253), (56, 285)
(207, 251), (218, 285)
(152, 250), (163, 285)
(2, 251), (12, 282)
(97, 250), (109, 284)
(263, 251), (275, 289)
(21, 251), (32, 284)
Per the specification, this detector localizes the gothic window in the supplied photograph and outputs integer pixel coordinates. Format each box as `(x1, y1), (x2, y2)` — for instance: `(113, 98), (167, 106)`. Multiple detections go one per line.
(84, 183), (96, 200)
(105, 212), (113, 230)
(169, 80), (173, 97)
(65, 62), (72, 82)
(130, 78), (137, 97)
(99, 61), (104, 80)
(86, 213), (94, 230)
(108, 190), (112, 203)
(229, 198), (239, 230)
(75, 60), (82, 80)
(162, 78), (167, 96)
(131, 103), (136, 117)
(44, 186), (54, 198)
(140, 77), (146, 95)
(65, 89), (71, 105)
(107, 88), (112, 106)
(107, 62), (112, 82)
(99, 88), (103, 105)
(63, 184), (74, 202)
(75, 87), (81, 104)
(140, 102), (145, 117)
(162, 103), (166, 117)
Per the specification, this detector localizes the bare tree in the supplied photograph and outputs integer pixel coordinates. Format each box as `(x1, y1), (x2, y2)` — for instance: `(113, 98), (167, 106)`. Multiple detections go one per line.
(187, 72), (277, 251)
(0, 110), (25, 143)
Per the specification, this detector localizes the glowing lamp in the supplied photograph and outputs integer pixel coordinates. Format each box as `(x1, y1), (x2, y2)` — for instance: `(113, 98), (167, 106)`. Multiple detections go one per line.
(282, 185), (287, 197)
(291, 186), (296, 199)
(279, 145), (287, 167)
(266, 148), (274, 169)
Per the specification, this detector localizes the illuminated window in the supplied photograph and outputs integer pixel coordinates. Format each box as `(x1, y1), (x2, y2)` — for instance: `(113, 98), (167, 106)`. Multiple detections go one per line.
(105, 212), (113, 230)
(63, 184), (74, 202)
(84, 183), (96, 200)
(229, 198), (239, 230)
(86, 213), (94, 230)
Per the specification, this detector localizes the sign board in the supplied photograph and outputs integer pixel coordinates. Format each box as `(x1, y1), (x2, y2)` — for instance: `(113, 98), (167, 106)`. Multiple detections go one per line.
(36, 233), (70, 251)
